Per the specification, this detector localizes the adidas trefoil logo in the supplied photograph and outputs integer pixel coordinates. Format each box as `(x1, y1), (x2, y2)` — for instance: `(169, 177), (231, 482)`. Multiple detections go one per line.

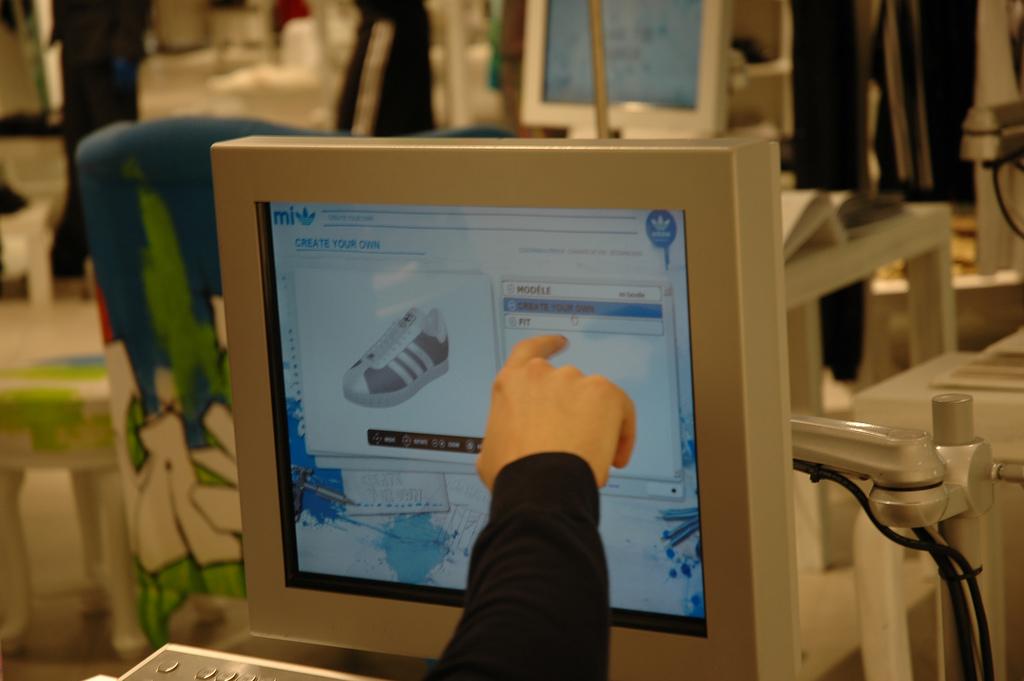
(295, 206), (316, 226)
(649, 213), (672, 235)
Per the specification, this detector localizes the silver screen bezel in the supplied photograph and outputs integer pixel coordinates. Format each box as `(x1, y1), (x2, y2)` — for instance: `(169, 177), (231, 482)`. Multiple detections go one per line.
(212, 137), (797, 679)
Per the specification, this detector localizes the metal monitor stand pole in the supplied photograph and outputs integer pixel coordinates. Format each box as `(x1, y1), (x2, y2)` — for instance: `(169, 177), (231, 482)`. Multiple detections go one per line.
(587, 0), (611, 139)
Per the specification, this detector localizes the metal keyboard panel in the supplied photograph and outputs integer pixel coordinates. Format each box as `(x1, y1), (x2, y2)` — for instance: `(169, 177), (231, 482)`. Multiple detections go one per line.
(120, 644), (386, 681)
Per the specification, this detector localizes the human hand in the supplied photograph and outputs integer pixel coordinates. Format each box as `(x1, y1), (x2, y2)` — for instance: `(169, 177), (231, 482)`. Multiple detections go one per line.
(477, 335), (636, 489)
(112, 57), (138, 93)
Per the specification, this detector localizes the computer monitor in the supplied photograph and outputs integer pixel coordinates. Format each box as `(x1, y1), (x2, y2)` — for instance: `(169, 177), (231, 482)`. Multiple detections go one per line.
(212, 137), (797, 679)
(519, 0), (732, 138)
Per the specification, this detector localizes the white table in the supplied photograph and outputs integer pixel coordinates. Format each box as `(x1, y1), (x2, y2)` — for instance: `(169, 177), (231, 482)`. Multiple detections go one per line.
(786, 202), (956, 571)
(0, 300), (145, 657)
(786, 202), (956, 414)
(854, 352), (1024, 456)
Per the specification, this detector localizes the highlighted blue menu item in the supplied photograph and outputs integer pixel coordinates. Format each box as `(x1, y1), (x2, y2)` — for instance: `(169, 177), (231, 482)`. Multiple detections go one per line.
(502, 298), (663, 319)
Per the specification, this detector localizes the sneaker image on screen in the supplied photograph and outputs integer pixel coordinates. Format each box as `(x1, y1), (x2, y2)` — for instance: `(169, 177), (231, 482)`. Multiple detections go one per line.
(343, 307), (450, 408)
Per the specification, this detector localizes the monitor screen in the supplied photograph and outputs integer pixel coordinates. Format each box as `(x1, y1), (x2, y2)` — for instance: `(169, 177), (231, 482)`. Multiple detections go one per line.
(543, 0), (703, 109)
(261, 202), (705, 634)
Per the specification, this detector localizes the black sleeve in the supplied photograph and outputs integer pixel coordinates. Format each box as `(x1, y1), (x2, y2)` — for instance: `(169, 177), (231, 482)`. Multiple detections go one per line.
(425, 453), (609, 681)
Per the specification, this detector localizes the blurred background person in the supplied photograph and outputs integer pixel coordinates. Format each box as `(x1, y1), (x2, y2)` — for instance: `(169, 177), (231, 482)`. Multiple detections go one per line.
(336, 0), (434, 136)
(50, 0), (149, 277)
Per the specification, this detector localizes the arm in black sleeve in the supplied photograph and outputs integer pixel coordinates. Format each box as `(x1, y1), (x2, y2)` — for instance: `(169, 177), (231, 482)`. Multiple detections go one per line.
(426, 453), (609, 681)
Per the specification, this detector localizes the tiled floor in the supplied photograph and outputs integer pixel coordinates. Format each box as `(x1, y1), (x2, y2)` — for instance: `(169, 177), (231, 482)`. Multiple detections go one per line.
(137, 46), (331, 129)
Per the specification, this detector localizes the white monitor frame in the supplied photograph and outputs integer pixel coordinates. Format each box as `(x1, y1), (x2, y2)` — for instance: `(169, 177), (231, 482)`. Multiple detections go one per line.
(212, 137), (797, 680)
(519, 0), (732, 138)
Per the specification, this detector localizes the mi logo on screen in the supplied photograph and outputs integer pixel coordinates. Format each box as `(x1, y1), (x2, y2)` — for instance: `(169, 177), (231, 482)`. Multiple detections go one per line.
(272, 206), (317, 227)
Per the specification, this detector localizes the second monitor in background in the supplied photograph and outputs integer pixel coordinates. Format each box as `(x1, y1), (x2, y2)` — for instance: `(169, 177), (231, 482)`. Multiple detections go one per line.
(520, 0), (732, 138)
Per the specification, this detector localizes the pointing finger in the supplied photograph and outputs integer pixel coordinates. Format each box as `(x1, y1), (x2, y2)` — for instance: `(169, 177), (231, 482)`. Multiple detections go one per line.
(612, 386), (636, 470)
(504, 335), (568, 369)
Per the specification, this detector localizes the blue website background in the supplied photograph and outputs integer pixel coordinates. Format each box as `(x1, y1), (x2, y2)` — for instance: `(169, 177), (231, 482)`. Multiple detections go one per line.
(270, 203), (705, 620)
(544, 0), (703, 108)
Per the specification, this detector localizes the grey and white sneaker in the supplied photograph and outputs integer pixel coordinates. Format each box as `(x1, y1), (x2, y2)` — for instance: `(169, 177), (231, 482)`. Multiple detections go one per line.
(343, 307), (450, 408)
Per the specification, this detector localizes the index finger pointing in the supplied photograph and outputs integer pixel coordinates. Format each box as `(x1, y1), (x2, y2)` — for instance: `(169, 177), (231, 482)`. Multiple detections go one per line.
(504, 335), (568, 369)
(612, 387), (636, 470)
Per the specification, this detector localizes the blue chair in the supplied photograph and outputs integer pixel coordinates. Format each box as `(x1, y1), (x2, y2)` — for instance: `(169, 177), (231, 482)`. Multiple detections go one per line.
(77, 117), (509, 646)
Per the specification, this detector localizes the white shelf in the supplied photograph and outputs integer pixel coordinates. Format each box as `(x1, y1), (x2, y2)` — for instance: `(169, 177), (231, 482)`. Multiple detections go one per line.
(746, 58), (792, 78)
(872, 268), (1023, 296)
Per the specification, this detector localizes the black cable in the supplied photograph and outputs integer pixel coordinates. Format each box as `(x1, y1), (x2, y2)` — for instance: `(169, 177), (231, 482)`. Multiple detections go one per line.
(911, 528), (994, 681)
(990, 158), (1024, 241)
(967, 570), (994, 681)
(793, 459), (990, 681)
(911, 528), (981, 680)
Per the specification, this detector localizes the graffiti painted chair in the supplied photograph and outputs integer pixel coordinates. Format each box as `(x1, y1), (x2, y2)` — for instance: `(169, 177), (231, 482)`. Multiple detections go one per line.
(77, 117), (510, 647)
(77, 117), (324, 647)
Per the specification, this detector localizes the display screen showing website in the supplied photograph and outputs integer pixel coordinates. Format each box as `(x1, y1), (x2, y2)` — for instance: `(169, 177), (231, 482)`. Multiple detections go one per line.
(264, 202), (705, 627)
(544, 0), (703, 108)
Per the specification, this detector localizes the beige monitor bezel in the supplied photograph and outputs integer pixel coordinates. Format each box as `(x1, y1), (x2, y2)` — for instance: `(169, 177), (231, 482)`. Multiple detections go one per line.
(212, 137), (797, 680)
(520, 0), (733, 137)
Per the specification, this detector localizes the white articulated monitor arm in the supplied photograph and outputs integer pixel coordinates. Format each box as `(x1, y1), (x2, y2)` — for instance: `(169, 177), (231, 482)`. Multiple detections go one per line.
(790, 395), (997, 529)
(792, 417), (959, 529)
(791, 416), (942, 488)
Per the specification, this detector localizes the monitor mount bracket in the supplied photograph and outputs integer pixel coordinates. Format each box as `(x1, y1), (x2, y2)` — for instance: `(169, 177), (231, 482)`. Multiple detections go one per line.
(791, 393), (1023, 680)
(961, 101), (1024, 166)
(791, 395), (997, 529)
(960, 100), (1024, 269)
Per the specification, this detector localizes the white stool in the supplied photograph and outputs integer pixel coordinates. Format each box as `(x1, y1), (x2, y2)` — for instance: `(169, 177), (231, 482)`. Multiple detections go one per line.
(0, 455), (143, 656)
(0, 354), (146, 658)
(0, 201), (55, 307)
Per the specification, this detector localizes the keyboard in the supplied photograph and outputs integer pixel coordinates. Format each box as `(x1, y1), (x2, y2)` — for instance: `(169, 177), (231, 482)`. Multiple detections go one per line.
(119, 644), (385, 681)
